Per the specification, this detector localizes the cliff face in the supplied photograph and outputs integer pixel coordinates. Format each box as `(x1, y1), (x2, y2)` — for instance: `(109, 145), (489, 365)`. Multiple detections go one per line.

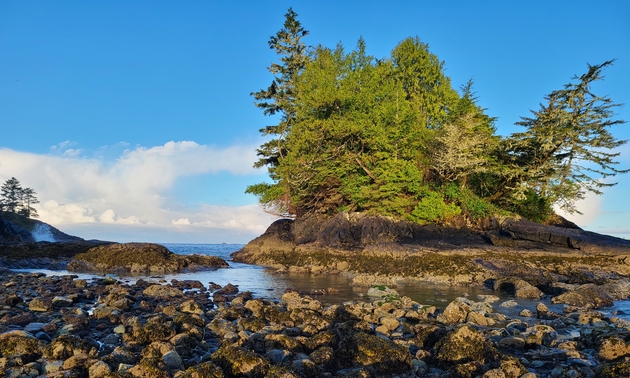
(0, 217), (35, 243)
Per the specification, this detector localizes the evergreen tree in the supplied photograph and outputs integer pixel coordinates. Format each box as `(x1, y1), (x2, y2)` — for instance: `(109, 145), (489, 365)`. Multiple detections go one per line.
(0, 177), (40, 218)
(18, 187), (39, 218)
(246, 8), (310, 216)
(246, 10), (626, 224)
(500, 61), (627, 214)
(1, 177), (22, 214)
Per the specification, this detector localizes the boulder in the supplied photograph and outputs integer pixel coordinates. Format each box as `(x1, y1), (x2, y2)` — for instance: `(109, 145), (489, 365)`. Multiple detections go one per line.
(212, 345), (270, 377)
(349, 332), (412, 375)
(437, 300), (470, 324)
(434, 325), (499, 366)
(551, 284), (614, 309)
(28, 297), (53, 312)
(599, 336), (630, 361)
(143, 284), (184, 298)
(494, 278), (543, 299)
(0, 330), (42, 360)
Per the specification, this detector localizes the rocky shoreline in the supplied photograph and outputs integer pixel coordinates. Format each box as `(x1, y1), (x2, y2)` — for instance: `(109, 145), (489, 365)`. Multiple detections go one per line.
(233, 214), (630, 302)
(1, 269), (630, 377)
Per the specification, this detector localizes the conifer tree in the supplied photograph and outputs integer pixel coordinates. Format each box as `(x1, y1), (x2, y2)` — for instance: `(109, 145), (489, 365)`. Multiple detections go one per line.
(0, 177), (40, 218)
(18, 187), (39, 218)
(503, 60), (627, 213)
(246, 8), (309, 216)
(1, 177), (22, 214)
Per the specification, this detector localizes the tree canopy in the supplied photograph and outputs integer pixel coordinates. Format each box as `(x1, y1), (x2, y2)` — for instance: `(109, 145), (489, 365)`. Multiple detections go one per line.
(247, 10), (627, 225)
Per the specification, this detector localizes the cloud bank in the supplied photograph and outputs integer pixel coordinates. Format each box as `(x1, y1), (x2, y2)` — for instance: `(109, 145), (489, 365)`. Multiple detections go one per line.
(0, 142), (276, 243)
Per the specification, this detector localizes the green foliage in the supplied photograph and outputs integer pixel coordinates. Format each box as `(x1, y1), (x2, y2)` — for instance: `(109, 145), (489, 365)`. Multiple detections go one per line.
(505, 190), (554, 223)
(444, 184), (500, 220)
(247, 11), (627, 225)
(247, 8), (310, 216)
(409, 192), (461, 223)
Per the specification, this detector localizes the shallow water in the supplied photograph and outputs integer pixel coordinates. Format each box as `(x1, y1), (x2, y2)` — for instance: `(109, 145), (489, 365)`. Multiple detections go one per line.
(11, 243), (622, 316)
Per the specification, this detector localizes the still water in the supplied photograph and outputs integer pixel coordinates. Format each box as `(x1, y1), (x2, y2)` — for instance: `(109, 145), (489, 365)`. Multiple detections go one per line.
(13, 243), (573, 314)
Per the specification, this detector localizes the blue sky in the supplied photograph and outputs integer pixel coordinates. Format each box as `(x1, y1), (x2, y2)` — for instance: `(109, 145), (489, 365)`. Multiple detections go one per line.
(1, 1), (629, 243)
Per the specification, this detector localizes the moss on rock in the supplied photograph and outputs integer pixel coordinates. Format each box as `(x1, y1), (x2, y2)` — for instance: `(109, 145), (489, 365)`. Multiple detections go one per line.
(0, 330), (42, 361)
(212, 345), (270, 377)
(69, 242), (228, 273)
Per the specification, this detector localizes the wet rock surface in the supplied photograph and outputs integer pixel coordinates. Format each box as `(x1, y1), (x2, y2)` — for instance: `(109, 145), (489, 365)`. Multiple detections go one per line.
(0, 270), (629, 377)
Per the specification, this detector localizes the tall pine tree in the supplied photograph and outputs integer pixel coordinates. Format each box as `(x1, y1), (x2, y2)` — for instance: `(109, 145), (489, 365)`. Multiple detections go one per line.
(246, 8), (309, 216)
(1, 177), (22, 213)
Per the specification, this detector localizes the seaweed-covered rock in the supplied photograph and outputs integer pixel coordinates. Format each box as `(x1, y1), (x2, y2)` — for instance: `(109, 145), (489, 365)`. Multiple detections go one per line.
(0, 330), (42, 361)
(350, 332), (412, 374)
(212, 345), (270, 377)
(181, 361), (225, 378)
(69, 242), (228, 273)
(434, 325), (499, 366)
(45, 334), (92, 360)
(143, 284), (184, 298)
(599, 336), (630, 361)
(551, 284), (614, 309)
(28, 297), (53, 312)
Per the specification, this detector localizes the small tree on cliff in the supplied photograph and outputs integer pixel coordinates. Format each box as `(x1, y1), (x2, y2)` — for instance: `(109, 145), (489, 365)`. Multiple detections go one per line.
(1, 177), (22, 213)
(18, 187), (39, 218)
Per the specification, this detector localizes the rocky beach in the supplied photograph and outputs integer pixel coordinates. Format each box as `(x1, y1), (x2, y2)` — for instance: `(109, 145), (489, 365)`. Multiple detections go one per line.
(2, 214), (630, 376)
(2, 268), (630, 377)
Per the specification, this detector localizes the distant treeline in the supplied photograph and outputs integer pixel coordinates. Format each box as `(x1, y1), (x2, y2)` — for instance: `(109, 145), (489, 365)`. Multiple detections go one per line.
(247, 8), (627, 224)
(0, 177), (39, 218)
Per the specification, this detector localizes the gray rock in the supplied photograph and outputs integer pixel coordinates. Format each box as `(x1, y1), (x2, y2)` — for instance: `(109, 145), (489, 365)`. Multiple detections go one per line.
(52, 296), (73, 308)
(162, 350), (184, 370)
(23, 323), (46, 333)
(266, 349), (291, 365)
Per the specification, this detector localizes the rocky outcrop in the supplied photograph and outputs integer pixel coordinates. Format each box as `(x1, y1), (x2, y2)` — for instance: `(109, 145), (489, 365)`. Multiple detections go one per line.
(233, 212), (630, 306)
(232, 214), (630, 308)
(0, 217), (34, 243)
(68, 243), (228, 274)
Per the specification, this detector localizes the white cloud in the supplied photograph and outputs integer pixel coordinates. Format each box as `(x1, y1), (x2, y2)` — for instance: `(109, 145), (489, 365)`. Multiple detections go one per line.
(61, 149), (83, 158)
(554, 190), (603, 227)
(0, 142), (276, 243)
(40, 200), (96, 224)
(99, 209), (141, 224)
